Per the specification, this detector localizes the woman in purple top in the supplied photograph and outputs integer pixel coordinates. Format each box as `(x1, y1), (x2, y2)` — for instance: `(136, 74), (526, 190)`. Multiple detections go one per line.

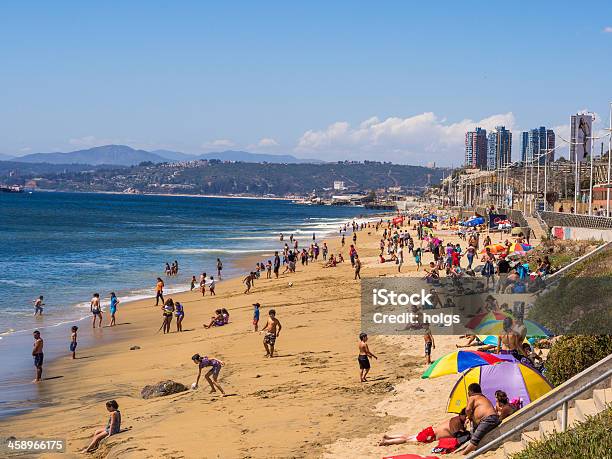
(192, 354), (225, 395)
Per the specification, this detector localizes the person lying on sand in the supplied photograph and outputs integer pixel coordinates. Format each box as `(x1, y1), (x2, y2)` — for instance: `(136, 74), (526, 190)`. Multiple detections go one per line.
(456, 334), (483, 348)
(81, 400), (121, 453)
(379, 409), (467, 446)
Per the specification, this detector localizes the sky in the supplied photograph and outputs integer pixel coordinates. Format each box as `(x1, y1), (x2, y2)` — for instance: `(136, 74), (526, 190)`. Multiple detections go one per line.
(1, 1), (611, 165)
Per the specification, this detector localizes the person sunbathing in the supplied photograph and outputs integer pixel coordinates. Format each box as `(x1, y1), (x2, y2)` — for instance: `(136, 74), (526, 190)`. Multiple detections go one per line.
(456, 334), (483, 348)
(323, 255), (337, 268)
(379, 409), (467, 446)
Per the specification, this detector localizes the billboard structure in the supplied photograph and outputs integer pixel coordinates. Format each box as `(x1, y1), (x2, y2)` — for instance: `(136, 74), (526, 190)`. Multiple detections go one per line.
(570, 113), (593, 162)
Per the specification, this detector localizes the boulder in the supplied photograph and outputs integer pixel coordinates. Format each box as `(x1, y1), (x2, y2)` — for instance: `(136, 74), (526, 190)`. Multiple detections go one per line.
(141, 380), (188, 399)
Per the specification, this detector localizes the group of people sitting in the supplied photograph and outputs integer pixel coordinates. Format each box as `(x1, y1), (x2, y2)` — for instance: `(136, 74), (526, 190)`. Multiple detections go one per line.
(379, 383), (515, 455)
(203, 308), (230, 329)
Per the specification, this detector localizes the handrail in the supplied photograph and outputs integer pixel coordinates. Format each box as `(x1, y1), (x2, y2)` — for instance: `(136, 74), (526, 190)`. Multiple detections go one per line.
(465, 367), (612, 458)
(543, 241), (611, 285)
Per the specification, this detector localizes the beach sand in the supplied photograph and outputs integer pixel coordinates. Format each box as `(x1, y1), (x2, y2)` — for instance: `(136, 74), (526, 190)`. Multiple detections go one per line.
(0, 222), (505, 458)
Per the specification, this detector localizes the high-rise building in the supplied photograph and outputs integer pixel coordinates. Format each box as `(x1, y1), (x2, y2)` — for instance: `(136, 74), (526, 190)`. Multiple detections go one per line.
(521, 126), (555, 164)
(486, 126), (512, 170)
(465, 127), (487, 169)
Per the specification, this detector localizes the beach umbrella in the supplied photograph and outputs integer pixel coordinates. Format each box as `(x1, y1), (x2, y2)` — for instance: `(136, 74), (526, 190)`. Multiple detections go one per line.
(480, 244), (506, 254)
(475, 319), (553, 338)
(446, 362), (552, 414)
(421, 350), (504, 379)
(466, 311), (513, 330)
(508, 242), (532, 254)
(422, 227), (434, 236)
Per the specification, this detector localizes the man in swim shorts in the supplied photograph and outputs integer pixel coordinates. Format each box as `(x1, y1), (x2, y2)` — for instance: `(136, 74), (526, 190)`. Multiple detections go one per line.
(358, 332), (377, 382)
(32, 330), (44, 382)
(462, 383), (501, 455)
(261, 309), (281, 358)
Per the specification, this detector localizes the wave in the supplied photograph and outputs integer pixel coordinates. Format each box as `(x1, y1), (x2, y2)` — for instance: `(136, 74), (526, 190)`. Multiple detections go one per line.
(160, 248), (273, 255)
(0, 279), (35, 288)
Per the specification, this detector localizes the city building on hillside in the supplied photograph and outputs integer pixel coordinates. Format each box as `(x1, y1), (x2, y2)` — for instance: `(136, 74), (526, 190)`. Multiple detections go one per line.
(521, 126), (555, 164)
(465, 127), (487, 169)
(333, 180), (346, 191)
(486, 126), (512, 170)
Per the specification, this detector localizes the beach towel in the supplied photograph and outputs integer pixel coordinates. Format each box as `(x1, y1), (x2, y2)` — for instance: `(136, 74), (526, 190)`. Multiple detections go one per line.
(382, 454), (439, 459)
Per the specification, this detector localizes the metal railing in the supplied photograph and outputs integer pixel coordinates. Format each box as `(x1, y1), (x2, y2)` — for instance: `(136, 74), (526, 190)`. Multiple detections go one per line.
(466, 366), (612, 458)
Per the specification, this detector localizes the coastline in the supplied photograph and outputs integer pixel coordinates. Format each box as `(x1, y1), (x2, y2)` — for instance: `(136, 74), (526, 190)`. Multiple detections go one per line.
(0, 215), (505, 458)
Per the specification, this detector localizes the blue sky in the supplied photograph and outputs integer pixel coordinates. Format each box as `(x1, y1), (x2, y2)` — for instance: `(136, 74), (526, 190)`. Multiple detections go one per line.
(1, 1), (611, 165)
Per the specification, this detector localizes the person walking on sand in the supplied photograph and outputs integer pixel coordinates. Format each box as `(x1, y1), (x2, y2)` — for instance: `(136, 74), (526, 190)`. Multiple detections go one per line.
(358, 332), (377, 382)
(81, 400), (122, 453)
(354, 254), (362, 280)
(261, 309), (282, 358)
(273, 251), (280, 279)
(155, 277), (165, 305)
(192, 354), (226, 395)
(216, 258), (223, 279)
(253, 302), (260, 332)
(33, 295), (45, 316)
(70, 326), (78, 359)
(108, 292), (119, 327)
(90, 293), (103, 328)
(424, 324), (435, 364)
(208, 275), (216, 295)
(175, 301), (184, 332)
(32, 330), (44, 382)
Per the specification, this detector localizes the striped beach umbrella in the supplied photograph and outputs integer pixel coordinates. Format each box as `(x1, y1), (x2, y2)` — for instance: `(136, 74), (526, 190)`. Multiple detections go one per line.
(446, 362), (552, 413)
(421, 350), (504, 379)
(475, 319), (554, 338)
(477, 335), (530, 346)
(508, 242), (533, 255)
(466, 311), (513, 330)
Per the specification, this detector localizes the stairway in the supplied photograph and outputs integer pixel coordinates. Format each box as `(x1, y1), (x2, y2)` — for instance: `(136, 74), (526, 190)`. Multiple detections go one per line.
(502, 383), (612, 458)
(523, 215), (547, 242)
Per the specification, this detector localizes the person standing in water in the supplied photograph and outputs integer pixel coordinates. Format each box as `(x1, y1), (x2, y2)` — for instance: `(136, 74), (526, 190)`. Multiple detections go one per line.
(32, 330), (44, 382)
(91, 293), (103, 328)
(261, 309), (282, 358)
(216, 258), (223, 279)
(108, 292), (119, 327)
(33, 296), (45, 316)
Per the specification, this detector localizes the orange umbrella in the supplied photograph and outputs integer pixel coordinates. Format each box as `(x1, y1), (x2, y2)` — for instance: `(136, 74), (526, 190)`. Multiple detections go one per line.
(480, 244), (506, 254)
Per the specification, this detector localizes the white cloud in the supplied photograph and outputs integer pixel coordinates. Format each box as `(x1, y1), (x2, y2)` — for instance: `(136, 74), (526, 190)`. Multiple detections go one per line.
(258, 137), (279, 147)
(210, 139), (235, 148)
(604, 26), (612, 33)
(295, 112), (517, 165)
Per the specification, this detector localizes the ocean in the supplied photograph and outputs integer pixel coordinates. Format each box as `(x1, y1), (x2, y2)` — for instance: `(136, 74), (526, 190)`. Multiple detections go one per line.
(0, 191), (378, 416)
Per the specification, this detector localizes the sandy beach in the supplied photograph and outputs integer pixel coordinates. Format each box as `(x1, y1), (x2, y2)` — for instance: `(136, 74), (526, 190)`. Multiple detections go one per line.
(0, 219), (505, 459)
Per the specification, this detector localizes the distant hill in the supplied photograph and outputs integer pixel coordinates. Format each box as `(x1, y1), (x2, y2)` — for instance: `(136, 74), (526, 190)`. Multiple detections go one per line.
(17, 145), (167, 166)
(195, 150), (324, 164)
(9, 145), (324, 166)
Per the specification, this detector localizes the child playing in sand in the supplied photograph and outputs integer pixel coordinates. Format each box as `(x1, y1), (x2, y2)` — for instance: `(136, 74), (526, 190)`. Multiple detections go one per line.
(424, 325), (435, 364)
(192, 354), (225, 395)
(70, 326), (78, 359)
(243, 272), (255, 294)
(358, 332), (377, 382)
(253, 303), (260, 331)
(82, 400), (122, 453)
(203, 309), (224, 328)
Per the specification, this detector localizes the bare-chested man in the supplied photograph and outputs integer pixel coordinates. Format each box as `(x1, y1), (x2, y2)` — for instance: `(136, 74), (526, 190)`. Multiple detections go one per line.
(379, 409), (467, 445)
(32, 330), (44, 382)
(261, 309), (282, 358)
(462, 383), (501, 455)
(90, 293), (103, 328)
(358, 332), (377, 382)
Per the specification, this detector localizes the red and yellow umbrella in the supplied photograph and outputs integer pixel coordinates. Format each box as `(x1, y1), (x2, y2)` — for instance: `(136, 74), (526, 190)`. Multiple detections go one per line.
(421, 350), (504, 379)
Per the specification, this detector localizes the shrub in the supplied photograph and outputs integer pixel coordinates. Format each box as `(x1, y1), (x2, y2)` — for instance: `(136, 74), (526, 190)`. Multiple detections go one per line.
(544, 335), (612, 387)
(511, 407), (612, 459)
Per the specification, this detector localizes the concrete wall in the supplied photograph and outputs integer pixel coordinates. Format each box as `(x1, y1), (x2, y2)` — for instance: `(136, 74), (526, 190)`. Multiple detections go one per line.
(540, 211), (612, 229)
(552, 226), (612, 242)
